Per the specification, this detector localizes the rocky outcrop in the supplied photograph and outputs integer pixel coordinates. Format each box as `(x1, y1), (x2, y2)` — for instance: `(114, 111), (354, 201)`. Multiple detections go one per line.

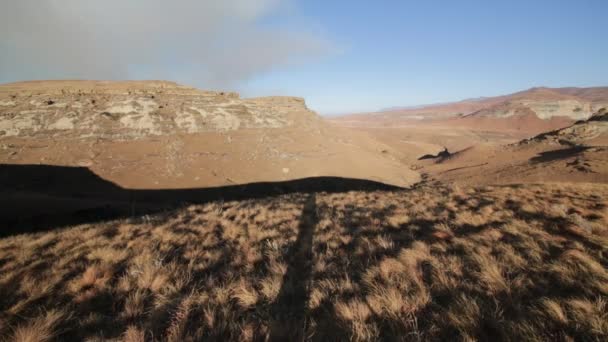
(0, 81), (318, 139)
(521, 108), (608, 146)
(467, 99), (603, 121)
(589, 108), (608, 122)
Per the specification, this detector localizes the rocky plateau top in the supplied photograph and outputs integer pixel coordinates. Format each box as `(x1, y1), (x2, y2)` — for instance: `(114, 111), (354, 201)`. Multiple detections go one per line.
(0, 80), (317, 139)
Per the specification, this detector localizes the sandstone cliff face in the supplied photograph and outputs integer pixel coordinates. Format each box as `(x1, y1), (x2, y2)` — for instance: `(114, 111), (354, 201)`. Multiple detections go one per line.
(0, 81), (318, 139)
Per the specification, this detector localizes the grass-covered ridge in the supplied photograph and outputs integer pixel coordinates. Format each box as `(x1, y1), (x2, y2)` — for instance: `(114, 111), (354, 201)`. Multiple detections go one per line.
(1, 183), (607, 341)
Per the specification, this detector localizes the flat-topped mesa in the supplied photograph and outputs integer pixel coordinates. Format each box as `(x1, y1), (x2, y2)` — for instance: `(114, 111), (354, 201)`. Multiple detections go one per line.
(0, 80), (318, 139)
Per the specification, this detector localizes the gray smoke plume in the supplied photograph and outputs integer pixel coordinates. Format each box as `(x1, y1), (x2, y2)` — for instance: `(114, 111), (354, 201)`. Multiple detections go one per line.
(0, 0), (331, 88)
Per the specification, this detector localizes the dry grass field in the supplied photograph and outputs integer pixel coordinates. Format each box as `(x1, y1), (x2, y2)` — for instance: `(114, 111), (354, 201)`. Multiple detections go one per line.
(1, 182), (608, 341)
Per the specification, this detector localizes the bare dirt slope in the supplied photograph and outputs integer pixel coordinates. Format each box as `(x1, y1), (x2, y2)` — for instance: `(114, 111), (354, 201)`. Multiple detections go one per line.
(419, 109), (608, 185)
(334, 125), (531, 165)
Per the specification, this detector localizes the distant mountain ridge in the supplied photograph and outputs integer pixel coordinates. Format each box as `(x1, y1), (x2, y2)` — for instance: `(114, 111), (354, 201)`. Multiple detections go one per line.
(339, 86), (608, 123)
(379, 96), (492, 112)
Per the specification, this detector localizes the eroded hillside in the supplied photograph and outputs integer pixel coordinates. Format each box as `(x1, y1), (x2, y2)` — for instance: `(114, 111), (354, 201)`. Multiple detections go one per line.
(0, 81), (419, 190)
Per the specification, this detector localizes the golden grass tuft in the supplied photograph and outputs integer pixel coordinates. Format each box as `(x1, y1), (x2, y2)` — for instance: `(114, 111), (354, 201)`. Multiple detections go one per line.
(11, 310), (65, 342)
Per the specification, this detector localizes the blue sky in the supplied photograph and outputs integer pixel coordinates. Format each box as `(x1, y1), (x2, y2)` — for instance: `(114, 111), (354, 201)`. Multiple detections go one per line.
(243, 0), (608, 114)
(2, 0), (607, 115)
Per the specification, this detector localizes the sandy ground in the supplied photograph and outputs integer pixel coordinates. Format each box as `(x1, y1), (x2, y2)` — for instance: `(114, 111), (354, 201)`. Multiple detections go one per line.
(334, 124), (527, 164)
(0, 124), (418, 190)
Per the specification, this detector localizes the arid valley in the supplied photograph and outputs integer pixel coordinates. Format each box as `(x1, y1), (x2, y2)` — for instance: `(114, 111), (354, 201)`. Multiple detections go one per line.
(1, 80), (607, 341)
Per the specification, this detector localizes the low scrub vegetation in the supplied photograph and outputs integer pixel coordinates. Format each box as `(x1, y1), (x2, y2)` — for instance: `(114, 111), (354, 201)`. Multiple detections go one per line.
(1, 182), (607, 341)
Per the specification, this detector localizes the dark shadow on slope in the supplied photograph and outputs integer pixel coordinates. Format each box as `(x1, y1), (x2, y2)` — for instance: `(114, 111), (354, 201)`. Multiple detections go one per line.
(0, 164), (400, 236)
(529, 146), (590, 164)
(269, 194), (316, 341)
